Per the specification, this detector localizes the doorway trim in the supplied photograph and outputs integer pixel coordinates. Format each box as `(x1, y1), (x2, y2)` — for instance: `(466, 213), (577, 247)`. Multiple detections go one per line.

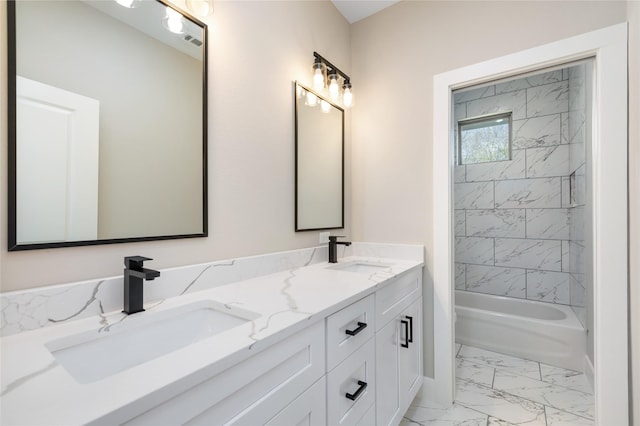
(432, 23), (628, 424)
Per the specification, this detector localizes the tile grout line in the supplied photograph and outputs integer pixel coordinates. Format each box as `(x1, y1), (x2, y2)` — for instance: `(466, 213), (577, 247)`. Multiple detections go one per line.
(491, 367), (496, 389)
(543, 405), (548, 426)
(538, 362), (543, 381)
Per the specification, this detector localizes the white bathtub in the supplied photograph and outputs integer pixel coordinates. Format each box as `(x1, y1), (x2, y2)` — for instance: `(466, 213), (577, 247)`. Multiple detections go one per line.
(455, 291), (586, 371)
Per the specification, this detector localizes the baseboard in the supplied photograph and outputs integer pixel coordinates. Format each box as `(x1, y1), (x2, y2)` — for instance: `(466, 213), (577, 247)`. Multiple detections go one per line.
(584, 354), (595, 393)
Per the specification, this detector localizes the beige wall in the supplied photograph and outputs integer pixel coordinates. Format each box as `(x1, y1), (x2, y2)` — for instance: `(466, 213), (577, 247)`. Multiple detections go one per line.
(628, 1), (639, 423)
(1, 0), (351, 291)
(350, 1), (627, 377)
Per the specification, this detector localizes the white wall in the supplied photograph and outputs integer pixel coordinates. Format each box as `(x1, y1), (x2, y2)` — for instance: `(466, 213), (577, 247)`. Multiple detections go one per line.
(350, 0), (627, 377)
(0, 0), (351, 291)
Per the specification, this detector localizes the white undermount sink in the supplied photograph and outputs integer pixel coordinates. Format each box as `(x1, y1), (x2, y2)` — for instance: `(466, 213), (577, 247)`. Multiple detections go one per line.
(46, 301), (258, 384)
(329, 261), (393, 274)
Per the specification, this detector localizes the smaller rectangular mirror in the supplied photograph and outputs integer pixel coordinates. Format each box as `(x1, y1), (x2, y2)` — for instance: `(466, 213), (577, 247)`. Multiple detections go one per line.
(294, 82), (344, 231)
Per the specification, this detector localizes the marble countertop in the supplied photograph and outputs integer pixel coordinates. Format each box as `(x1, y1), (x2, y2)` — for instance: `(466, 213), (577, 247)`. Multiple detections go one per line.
(1, 256), (423, 426)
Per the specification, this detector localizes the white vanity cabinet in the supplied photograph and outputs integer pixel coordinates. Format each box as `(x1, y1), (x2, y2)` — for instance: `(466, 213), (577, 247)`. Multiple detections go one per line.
(375, 271), (423, 426)
(121, 268), (422, 426)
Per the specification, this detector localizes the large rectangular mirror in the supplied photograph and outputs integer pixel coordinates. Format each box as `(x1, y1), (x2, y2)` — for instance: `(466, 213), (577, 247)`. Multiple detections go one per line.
(8, 0), (208, 250)
(294, 82), (344, 231)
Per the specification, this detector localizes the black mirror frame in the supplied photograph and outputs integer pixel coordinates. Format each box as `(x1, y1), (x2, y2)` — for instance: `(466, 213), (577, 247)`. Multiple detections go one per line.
(7, 0), (208, 251)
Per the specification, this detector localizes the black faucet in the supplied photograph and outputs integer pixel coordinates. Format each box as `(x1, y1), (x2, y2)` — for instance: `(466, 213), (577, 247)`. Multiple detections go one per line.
(328, 236), (351, 263)
(123, 256), (160, 315)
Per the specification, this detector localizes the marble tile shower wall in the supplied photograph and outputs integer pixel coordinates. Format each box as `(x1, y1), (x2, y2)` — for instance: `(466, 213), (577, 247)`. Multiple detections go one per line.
(454, 67), (586, 308)
(568, 64), (587, 326)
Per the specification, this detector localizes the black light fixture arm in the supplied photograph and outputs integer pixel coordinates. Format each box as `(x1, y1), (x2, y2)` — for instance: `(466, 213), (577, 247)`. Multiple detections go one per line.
(313, 51), (351, 83)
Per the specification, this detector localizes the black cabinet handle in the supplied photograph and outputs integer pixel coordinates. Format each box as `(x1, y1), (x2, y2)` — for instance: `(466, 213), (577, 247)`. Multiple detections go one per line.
(345, 380), (368, 401)
(345, 322), (367, 336)
(401, 319), (409, 348)
(406, 315), (414, 343)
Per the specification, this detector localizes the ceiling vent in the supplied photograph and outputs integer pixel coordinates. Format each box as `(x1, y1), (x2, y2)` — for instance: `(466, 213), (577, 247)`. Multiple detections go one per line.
(183, 34), (203, 47)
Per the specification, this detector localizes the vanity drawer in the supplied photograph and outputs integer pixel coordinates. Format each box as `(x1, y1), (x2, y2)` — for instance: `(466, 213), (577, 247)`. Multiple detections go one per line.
(123, 321), (325, 426)
(326, 338), (376, 426)
(265, 377), (326, 426)
(375, 269), (422, 330)
(326, 294), (375, 371)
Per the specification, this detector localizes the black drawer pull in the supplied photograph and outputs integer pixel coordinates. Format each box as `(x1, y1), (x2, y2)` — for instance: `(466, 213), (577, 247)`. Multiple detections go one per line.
(401, 319), (410, 348)
(345, 380), (368, 401)
(345, 322), (367, 336)
(406, 315), (414, 343)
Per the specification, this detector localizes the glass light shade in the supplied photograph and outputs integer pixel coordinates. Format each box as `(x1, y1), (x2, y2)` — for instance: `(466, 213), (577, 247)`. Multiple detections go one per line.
(312, 62), (325, 91)
(328, 73), (339, 101)
(320, 100), (331, 113)
(343, 84), (353, 108)
(163, 8), (184, 34)
(185, 0), (213, 16)
(115, 0), (136, 8)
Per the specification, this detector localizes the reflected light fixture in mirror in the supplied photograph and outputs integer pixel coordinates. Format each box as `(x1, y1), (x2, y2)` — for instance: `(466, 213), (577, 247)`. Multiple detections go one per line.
(115, 0), (137, 8)
(163, 7), (184, 34)
(311, 52), (353, 108)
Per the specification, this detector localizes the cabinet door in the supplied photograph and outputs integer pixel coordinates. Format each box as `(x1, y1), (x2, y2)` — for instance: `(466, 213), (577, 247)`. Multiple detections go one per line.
(375, 318), (400, 426)
(266, 377), (326, 426)
(399, 298), (423, 410)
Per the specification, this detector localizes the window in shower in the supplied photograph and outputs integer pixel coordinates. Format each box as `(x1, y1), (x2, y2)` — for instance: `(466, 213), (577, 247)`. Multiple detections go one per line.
(457, 112), (512, 165)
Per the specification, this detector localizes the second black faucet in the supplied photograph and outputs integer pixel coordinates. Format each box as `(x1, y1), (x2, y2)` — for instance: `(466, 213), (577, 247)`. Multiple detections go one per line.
(328, 236), (351, 263)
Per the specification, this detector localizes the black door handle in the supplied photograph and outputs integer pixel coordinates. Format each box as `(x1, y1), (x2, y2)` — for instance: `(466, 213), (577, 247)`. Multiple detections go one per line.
(345, 322), (367, 336)
(401, 319), (409, 348)
(345, 380), (368, 401)
(406, 315), (413, 343)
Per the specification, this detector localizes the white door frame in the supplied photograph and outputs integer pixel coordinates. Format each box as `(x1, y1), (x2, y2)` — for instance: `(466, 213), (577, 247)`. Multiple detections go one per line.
(432, 23), (628, 424)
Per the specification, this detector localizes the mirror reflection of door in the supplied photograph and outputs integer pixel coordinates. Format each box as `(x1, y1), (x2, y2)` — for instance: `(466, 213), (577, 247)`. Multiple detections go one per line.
(16, 76), (99, 244)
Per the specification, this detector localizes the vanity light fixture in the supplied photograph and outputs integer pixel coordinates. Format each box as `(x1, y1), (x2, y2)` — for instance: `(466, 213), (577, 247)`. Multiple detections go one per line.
(327, 71), (340, 101)
(311, 52), (353, 108)
(185, 0), (214, 17)
(312, 59), (326, 92)
(163, 7), (185, 34)
(342, 80), (353, 108)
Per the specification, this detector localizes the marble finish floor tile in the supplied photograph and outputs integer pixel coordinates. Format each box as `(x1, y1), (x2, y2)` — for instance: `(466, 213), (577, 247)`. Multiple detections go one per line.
(404, 345), (594, 426)
(544, 407), (594, 425)
(492, 370), (594, 420)
(456, 379), (547, 425)
(403, 401), (488, 426)
(456, 358), (495, 387)
(539, 364), (592, 394)
(457, 346), (541, 380)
